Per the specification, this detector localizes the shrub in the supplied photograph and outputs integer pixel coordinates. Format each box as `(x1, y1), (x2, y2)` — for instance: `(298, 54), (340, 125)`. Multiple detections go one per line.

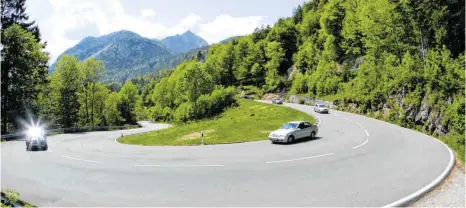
(298, 97), (305, 104)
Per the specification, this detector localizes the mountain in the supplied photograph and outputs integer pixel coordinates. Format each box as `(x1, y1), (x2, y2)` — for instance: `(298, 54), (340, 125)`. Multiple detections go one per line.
(160, 30), (209, 54)
(49, 30), (214, 82)
(50, 30), (178, 82)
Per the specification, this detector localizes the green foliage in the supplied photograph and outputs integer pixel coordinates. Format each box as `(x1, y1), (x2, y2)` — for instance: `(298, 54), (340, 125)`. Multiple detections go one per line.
(44, 55), (82, 128)
(119, 81), (143, 124)
(149, 59), (237, 122)
(104, 92), (124, 126)
(78, 58), (107, 126)
(1, 24), (49, 133)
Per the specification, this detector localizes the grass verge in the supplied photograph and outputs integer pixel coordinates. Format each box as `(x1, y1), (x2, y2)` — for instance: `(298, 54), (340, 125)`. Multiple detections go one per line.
(1, 189), (35, 207)
(118, 100), (316, 145)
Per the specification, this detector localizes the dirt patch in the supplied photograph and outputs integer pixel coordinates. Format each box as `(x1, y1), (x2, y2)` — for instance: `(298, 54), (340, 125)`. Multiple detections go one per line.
(262, 93), (281, 100)
(178, 129), (216, 141)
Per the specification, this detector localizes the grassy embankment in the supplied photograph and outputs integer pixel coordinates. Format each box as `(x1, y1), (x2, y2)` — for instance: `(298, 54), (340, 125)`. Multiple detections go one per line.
(118, 99), (316, 145)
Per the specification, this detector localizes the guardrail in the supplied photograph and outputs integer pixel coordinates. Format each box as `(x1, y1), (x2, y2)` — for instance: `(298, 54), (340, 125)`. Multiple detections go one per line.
(1, 124), (141, 140)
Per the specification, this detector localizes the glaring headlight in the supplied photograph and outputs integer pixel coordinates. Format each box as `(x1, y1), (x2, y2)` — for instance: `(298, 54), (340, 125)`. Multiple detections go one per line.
(27, 127), (42, 137)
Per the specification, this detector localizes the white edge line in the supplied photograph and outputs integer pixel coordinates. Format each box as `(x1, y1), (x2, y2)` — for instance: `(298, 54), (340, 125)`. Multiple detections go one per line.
(364, 129), (370, 136)
(60, 155), (102, 163)
(352, 138), (369, 149)
(134, 164), (225, 168)
(266, 153), (334, 164)
(383, 138), (455, 207)
(292, 105), (456, 207)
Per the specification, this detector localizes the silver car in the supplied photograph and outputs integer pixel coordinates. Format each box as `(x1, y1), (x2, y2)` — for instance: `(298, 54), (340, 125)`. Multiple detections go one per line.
(268, 121), (318, 144)
(25, 127), (48, 151)
(314, 103), (329, 114)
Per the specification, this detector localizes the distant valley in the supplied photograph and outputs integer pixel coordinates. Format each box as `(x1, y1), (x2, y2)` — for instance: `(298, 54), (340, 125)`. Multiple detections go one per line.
(49, 30), (213, 82)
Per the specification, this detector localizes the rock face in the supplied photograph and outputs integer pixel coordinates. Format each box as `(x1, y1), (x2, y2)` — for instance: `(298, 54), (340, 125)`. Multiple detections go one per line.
(287, 95), (335, 108)
(287, 93), (449, 136)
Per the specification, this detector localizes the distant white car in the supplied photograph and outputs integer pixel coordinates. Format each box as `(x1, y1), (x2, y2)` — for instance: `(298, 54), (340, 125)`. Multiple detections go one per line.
(314, 103), (329, 114)
(268, 121), (318, 144)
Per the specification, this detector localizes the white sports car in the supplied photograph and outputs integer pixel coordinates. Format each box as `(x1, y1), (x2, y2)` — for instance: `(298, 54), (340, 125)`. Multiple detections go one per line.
(268, 121), (318, 144)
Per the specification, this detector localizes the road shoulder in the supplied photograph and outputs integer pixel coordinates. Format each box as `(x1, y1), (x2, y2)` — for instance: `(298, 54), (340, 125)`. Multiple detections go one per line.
(410, 160), (465, 207)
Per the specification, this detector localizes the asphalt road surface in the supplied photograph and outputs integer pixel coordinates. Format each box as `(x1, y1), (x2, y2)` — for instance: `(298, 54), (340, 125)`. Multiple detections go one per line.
(1, 102), (453, 206)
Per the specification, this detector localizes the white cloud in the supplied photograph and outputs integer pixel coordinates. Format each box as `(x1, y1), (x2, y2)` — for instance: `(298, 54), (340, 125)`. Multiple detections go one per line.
(140, 9), (156, 18)
(198, 15), (265, 44)
(37, 0), (266, 64)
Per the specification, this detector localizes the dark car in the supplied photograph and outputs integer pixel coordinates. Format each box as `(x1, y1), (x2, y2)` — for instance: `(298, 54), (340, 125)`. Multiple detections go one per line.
(272, 98), (283, 104)
(25, 127), (48, 151)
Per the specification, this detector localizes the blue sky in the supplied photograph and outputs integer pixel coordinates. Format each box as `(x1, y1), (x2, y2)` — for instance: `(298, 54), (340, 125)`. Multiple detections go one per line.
(26, 0), (305, 64)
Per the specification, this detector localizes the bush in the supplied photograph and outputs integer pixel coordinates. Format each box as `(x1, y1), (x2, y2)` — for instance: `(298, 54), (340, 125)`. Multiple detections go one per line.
(298, 97), (305, 104)
(174, 102), (194, 122)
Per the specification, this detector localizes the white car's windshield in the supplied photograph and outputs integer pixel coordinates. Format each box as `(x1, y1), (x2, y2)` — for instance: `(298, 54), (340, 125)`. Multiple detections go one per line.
(280, 123), (297, 129)
(317, 104), (326, 108)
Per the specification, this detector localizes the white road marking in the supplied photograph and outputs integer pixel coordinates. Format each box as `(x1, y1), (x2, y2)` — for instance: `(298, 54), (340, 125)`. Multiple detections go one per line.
(365, 130), (370, 136)
(352, 138), (369, 149)
(266, 153), (335, 164)
(355, 122), (363, 128)
(60, 155), (102, 163)
(314, 113), (322, 126)
(134, 164), (224, 168)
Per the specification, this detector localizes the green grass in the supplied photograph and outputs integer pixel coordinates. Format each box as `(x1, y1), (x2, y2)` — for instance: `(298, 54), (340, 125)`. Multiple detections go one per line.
(118, 100), (316, 146)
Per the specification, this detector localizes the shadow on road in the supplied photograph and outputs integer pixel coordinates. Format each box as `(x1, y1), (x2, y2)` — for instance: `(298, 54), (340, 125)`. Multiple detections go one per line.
(273, 136), (324, 145)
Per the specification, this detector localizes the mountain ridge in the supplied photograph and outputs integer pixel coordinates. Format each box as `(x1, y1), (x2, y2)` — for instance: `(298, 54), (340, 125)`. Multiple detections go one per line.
(49, 29), (210, 82)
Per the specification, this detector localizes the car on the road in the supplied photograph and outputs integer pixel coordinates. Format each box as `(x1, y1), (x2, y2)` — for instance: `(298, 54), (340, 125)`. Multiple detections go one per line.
(314, 103), (329, 114)
(272, 98), (283, 104)
(268, 121), (318, 144)
(25, 127), (48, 151)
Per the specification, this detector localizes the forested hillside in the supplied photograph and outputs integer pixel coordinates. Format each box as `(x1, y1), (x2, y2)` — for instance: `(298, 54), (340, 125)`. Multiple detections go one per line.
(142, 0), (464, 160)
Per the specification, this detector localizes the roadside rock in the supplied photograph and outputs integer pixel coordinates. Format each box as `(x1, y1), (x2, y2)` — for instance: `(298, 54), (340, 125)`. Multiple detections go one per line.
(262, 93), (281, 101)
(287, 94), (335, 108)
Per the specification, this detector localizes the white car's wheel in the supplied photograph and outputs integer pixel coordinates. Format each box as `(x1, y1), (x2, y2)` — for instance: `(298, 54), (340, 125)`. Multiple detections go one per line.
(287, 135), (294, 144)
(311, 132), (316, 139)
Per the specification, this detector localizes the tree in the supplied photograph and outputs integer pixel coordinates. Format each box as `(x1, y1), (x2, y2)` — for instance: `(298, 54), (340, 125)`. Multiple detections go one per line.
(264, 41), (285, 92)
(104, 92), (124, 126)
(1, 24), (48, 133)
(78, 58), (105, 126)
(1, 0), (42, 42)
(45, 55), (82, 128)
(181, 62), (213, 118)
(119, 81), (141, 124)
